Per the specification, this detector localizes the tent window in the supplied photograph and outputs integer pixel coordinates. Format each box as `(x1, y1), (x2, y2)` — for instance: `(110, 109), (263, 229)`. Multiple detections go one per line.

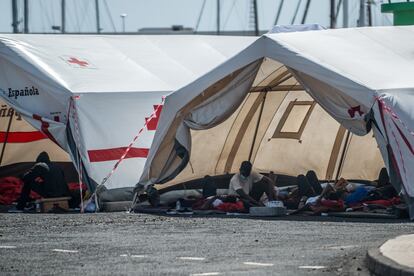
(272, 101), (315, 139)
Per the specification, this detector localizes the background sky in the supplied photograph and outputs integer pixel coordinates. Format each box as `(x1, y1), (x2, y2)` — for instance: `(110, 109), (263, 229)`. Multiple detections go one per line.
(0, 0), (392, 33)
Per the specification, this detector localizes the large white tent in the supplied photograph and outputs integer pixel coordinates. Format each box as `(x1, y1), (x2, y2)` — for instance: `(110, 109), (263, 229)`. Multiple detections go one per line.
(0, 34), (256, 200)
(139, 26), (414, 218)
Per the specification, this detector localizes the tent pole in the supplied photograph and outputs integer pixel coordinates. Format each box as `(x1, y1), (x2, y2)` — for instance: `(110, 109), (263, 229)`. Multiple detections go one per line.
(0, 111), (14, 167)
(248, 91), (267, 162)
(334, 129), (351, 181)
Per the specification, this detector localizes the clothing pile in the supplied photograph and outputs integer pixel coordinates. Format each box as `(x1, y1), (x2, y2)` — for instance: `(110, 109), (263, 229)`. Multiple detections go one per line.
(0, 177), (40, 205)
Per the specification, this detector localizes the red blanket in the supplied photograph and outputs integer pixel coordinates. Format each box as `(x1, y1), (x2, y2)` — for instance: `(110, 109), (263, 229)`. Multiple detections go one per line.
(215, 201), (245, 213)
(0, 177), (40, 205)
(363, 197), (401, 207)
(0, 177), (87, 205)
(68, 182), (87, 191)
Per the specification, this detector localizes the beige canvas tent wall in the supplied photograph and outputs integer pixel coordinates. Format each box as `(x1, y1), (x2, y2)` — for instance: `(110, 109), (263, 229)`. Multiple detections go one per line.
(0, 99), (77, 181)
(148, 58), (383, 190)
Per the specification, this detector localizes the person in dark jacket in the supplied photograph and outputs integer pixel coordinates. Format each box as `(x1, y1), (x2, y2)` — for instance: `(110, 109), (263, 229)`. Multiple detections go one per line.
(16, 151), (69, 210)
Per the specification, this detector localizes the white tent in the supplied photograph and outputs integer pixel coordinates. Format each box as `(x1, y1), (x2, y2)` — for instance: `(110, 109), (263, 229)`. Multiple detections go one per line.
(0, 34), (256, 199)
(139, 26), (414, 218)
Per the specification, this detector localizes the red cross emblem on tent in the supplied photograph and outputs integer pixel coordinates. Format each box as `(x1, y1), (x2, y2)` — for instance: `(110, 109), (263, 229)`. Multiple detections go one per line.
(60, 55), (95, 69)
(67, 57), (88, 67)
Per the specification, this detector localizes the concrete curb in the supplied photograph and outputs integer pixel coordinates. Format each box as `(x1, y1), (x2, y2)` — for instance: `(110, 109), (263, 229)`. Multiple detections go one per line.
(366, 246), (414, 276)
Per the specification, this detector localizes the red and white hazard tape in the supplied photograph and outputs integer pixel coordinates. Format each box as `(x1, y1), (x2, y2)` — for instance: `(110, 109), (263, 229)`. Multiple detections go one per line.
(376, 96), (412, 192)
(377, 96), (414, 137)
(99, 97), (165, 187)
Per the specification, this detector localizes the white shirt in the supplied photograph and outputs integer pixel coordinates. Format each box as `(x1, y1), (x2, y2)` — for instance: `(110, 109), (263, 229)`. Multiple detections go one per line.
(228, 171), (263, 196)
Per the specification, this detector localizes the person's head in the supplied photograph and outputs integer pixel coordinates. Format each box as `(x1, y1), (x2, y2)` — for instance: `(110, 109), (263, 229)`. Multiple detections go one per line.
(334, 177), (348, 191)
(239, 161), (252, 179)
(297, 174), (308, 186)
(36, 151), (50, 164)
(306, 170), (318, 184)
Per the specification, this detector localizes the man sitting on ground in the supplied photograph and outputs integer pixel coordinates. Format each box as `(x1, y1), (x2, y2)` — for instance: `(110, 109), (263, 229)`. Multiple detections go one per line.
(14, 151), (70, 211)
(228, 161), (276, 207)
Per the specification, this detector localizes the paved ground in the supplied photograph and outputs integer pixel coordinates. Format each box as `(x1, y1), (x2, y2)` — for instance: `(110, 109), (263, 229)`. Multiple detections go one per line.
(0, 213), (413, 276)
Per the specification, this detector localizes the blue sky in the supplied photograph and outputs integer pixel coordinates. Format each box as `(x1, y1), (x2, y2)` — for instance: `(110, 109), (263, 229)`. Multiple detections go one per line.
(0, 0), (392, 33)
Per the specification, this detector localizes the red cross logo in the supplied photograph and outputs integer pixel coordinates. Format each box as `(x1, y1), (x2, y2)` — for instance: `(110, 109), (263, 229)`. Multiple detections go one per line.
(67, 57), (89, 67)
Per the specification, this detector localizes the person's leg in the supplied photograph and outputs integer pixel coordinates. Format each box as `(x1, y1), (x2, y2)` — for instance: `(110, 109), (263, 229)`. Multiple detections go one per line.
(16, 180), (46, 210)
(297, 174), (315, 197)
(377, 167), (389, 187)
(16, 180), (32, 210)
(202, 175), (217, 198)
(199, 196), (219, 210)
(250, 179), (276, 202)
(306, 170), (323, 195)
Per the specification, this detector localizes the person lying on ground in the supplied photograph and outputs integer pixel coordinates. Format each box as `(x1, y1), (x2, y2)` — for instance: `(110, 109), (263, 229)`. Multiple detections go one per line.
(329, 167), (397, 203)
(324, 177), (392, 205)
(279, 171), (323, 209)
(227, 161), (276, 207)
(14, 151), (70, 211)
(288, 178), (349, 215)
(289, 168), (400, 214)
(288, 176), (356, 214)
(304, 172), (398, 214)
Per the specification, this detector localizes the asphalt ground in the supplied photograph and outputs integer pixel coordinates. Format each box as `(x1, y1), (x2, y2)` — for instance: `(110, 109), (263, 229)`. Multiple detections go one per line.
(0, 213), (413, 276)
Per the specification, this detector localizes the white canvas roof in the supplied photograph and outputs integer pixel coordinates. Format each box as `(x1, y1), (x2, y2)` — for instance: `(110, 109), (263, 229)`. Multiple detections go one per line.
(0, 34), (256, 192)
(139, 26), (414, 218)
